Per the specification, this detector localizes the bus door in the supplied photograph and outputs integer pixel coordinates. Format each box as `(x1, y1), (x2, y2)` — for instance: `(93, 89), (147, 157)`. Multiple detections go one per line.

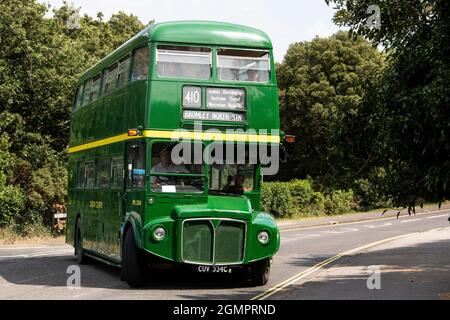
(124, 141), (147, 246)
(98, 156), (125, 260)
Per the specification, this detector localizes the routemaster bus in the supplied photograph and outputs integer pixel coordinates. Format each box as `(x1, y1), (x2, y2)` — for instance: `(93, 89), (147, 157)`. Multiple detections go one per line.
(66, 21), (283, 287)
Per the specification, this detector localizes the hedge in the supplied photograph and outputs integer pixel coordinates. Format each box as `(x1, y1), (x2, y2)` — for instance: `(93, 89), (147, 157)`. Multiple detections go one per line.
(261, 179), (354, 218)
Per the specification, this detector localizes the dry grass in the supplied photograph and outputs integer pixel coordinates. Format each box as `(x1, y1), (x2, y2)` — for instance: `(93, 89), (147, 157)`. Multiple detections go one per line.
(0, 224), (64, 245)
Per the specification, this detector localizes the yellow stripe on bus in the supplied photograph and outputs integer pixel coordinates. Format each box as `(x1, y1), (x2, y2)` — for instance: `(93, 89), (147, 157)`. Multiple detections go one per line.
(68, 130), (280, 154)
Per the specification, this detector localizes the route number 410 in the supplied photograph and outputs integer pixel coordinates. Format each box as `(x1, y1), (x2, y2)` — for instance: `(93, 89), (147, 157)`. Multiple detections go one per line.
(183, 86), (201, 108)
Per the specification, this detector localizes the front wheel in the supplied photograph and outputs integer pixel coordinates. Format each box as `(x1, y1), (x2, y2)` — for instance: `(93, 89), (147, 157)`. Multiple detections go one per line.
(249, 257), (272, 286)
(121, 228), (147, 287)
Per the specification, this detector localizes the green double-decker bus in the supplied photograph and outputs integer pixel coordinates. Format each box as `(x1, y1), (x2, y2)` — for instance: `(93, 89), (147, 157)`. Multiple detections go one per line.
(66, 21), (282, 287)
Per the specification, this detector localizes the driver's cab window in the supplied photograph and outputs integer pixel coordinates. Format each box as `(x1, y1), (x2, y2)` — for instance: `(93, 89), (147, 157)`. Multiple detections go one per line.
(208, 143), (255, 194)
(127, 142), (146, 188)
(150, 142), (204, 193)
(210, 164), (255, 194)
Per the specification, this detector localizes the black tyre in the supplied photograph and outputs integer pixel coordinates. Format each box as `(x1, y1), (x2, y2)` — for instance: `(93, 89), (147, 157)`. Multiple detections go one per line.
(121, 228), (147, 287)
(75, 218), (89, 264)
(250, 257), (271, 286)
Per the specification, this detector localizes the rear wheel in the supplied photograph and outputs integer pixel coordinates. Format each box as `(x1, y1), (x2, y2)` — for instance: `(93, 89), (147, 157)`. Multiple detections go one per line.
(75, 218), (89, 264)
(121, 228), (147, 287)
(250, 257), (271, 286)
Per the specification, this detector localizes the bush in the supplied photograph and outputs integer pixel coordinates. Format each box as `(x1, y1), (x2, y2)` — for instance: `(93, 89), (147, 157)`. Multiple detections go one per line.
(308, 192), (326, 216)
(324, 189), (354, 215)
(261, 182), (292, 218)
(0, 185), (26, 226)
(352, 167), (388, 209)
(288, 179), (314, 210)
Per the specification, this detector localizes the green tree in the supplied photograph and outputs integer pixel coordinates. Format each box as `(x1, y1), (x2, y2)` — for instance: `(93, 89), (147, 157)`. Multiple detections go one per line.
(0, 0), (152, 231)
(277, 32), (384, 189)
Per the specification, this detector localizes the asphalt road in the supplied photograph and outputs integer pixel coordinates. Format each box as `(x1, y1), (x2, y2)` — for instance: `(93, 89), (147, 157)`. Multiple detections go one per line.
(1, 209), (449, 300)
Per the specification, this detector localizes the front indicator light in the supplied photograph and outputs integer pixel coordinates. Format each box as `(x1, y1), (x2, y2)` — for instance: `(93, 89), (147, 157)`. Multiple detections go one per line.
(258, 231), (269, 245)
(153, 227), (167, 241)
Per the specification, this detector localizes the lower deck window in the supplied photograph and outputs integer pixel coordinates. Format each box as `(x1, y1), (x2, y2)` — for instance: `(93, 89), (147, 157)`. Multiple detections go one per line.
(127, 142), (146, 189)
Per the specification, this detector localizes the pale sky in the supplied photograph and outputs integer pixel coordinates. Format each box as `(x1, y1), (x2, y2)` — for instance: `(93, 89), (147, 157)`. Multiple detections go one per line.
(38, 0), (341, 62)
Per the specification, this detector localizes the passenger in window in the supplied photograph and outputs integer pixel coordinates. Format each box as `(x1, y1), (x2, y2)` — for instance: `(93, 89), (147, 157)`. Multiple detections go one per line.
(132, 48), (150, 81)
(222, 174), (245, 195)
(151, 148), (188, 185)
(247, 69), (259, 82)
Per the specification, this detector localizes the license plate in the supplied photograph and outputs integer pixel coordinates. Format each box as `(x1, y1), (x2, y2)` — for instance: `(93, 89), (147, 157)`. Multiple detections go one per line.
(196, 265), (232, 274)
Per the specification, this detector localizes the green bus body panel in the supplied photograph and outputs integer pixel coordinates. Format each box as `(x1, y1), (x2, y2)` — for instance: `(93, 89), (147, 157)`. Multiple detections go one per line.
(67, 21), (281, 268)
(149, 21), (272, 49)
(144, 196), (280, 263)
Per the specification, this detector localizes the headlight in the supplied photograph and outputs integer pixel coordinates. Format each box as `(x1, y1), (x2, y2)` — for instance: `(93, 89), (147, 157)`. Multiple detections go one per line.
(258, 231), (269, 245)
(153, 227), (167, 241)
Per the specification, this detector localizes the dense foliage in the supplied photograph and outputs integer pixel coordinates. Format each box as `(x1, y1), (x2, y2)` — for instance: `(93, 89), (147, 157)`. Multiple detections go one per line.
(0, 0), (151, 230)
(324, 0), (450, 207)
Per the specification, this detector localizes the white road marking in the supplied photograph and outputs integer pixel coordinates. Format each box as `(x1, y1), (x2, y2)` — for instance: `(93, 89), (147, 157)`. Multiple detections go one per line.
(281, 233), (322, 243)
(426, 214), (448, 219)
(400, 218), (422, 223)
(340, 228), (359, 232)
(0, 249), (72, 260)
(322, 230), (345, 234)
(363, 222), (392, 229)
(0, 246), (70, 251)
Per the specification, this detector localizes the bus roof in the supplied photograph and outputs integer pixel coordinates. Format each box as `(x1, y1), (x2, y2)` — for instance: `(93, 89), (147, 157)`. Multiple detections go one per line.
(78, 21), (273, 83)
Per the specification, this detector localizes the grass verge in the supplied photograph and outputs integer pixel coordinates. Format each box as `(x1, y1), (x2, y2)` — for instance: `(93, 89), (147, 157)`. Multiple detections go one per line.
(0, 223), (64, 245)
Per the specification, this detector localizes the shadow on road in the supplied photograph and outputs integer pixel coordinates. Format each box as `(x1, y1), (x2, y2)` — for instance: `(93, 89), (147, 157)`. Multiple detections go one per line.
(0, 253), (257, 295)
(273, 237), (450, 300)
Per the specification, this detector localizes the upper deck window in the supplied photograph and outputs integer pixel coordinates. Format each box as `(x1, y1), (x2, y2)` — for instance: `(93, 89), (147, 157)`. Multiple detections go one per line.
(91, 74), (102, 101)
(217, 49), (270, 83)
(117, 56), (131, 88)
(103, 63), (118, 95)
(156, 45), (211, 80)
(131, 47), (150, 81)
(82, 79), (92, 106)
(74, 84), (84, 110)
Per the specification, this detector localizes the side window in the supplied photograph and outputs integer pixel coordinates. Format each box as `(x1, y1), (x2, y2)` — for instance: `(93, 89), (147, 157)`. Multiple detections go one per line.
(75, 84), (84, 110)
(111, 157), (124, 189)
(127, 142), (146, 189)
(103, 63), (118, 94)
(117, 56), (131, 88)
(85, 161), (95, 189)
(77, 162), (85, 188)
(91, 74), (102, 101)
(82, 79), (92, 106)
(96, 159), (110, 188)
(131, 47), (150, 81)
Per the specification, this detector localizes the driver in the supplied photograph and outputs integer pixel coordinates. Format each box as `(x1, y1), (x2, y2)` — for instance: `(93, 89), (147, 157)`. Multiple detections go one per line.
(222, 174), (245, 194)
(151, 148), (188, 185)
